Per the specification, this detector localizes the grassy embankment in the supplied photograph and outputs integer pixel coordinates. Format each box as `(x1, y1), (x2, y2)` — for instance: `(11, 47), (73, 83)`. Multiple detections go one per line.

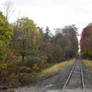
(39, 59), (75, 77)
(83, 59), (92, 72)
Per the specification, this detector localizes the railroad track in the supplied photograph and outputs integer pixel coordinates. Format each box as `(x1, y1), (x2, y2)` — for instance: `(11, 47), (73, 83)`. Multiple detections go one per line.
(62, 61), (86, 92)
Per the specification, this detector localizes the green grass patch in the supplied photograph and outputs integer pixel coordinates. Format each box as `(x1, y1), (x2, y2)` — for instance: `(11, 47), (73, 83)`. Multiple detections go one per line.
(83, 59), (92, 72)
(39, 59), (75, 77)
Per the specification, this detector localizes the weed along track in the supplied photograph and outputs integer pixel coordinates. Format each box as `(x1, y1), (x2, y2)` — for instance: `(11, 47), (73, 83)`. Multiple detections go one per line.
(62, 60), (86, 92)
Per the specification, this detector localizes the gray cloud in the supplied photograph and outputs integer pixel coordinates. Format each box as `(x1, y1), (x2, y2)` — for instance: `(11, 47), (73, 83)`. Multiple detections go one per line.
(0, 0), (92, 37)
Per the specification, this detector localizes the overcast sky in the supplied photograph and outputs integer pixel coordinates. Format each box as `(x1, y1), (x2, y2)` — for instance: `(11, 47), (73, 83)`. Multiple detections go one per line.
(0, 0), (92, 37)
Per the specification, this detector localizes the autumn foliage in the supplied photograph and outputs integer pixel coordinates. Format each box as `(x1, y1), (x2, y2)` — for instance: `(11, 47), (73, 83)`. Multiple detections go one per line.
(0, 11), (78, 88)
(80, 24), (92, 58)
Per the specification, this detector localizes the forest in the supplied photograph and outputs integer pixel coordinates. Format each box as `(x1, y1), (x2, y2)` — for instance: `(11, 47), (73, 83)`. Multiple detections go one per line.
(0, 11), (78, 88)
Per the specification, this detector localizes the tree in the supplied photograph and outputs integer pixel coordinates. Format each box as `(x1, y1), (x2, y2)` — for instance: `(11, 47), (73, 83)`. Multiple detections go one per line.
(44, 27), (51, 40)
(1, 0), (14, 21)
(11, 17), (41, 62)
(0, 11), (12, 62)
(53, 25), (78, 59)
(80, 24), (92, 58)
(62, 25), (78, 57)
(0, 11), (12, 46)
(62, 25), (77, 36)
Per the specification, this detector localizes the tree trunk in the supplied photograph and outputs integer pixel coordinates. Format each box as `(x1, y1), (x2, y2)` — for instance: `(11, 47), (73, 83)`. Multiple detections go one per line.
(22, 54), (25, 62)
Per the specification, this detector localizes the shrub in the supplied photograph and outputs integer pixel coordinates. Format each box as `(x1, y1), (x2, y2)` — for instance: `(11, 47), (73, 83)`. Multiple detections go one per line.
(0, 63), (8, 82)
(0, 52), (5, 62)
(24, 56), (42, 70)
(8, 73), (21, 87)
(7, 61), (22, 74)
(18, 73), (34, 85)
(32, 64), (39, 71)
(19, 66), (31, 73)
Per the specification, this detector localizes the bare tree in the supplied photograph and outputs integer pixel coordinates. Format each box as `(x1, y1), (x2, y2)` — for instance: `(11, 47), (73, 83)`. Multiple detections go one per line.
(1, 0), (14, 21)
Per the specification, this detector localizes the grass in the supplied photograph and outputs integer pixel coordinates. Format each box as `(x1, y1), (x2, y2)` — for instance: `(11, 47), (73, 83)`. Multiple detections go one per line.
(39, 59), (75, 77)
(83, 59), (92, 72)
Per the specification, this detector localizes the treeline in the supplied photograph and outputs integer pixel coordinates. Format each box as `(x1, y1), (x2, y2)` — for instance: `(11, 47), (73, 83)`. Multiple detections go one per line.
(80, 24), (92, 59)
(0, 11), (78, 88)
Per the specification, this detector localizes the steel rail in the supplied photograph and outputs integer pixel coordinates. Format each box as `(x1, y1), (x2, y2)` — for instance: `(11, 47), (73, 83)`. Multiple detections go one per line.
(62, 65), (75, 92)
(80, 67), (86, 92)
(62, 63), (86, 92)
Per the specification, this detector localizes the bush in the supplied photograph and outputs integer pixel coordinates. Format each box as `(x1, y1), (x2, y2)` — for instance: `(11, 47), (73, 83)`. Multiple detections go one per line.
(19, 66), (31, 73)
(24, 56), (42, 70)
(0, 63), (8, 85)
(0, 52), (5, 62)
(18, 73), (34, 85)
(7, 61), (22, 74)
(8, 73), (21, 87)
